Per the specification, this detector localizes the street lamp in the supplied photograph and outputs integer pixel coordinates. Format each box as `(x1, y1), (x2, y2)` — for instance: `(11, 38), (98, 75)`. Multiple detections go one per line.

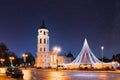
(9, 56), (15, 67)
(22, 53), (28, 68)
(53, 46), (61, 71)
(0, 58), (5, 67)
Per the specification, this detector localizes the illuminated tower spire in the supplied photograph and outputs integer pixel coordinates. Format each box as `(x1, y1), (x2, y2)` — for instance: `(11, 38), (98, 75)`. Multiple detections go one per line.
(40, 20), (47, 29)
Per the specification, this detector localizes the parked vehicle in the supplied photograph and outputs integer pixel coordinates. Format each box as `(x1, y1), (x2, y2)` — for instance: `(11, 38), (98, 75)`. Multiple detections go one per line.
(6, 67), (24, 78)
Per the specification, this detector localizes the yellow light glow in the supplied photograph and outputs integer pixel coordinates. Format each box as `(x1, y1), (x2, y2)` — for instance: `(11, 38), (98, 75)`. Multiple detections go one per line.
(0, 58), (5, 62)
(9, 56), (15, 60)
(22, 54), (28, 57)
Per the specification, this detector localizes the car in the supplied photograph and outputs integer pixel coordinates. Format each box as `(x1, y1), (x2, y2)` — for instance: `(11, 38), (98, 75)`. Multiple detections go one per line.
(6, 67), (24, 78)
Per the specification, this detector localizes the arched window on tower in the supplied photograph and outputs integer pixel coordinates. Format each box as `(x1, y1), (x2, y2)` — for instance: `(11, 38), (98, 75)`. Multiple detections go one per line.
(40, 39), (42, 44)
(47, 39), (49, 44)
(44, 31), (46, 35)
(40, 48), (42, 52)
(44, 48), (46, 52)
(44, 39), (46, 44)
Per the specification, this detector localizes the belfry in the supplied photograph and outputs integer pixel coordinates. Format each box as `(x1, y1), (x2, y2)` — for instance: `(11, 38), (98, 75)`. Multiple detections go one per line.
(35, 20), (50, 67)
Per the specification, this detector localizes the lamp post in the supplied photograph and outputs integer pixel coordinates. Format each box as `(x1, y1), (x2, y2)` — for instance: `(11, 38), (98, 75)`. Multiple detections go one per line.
(22, 53), (28, 68)
(9, 56), (15, 67)
(0, 58), (5, 67)
(101, 46), (104, 62)
(53, 46), (61, 71)
(101, 46), (104, 69)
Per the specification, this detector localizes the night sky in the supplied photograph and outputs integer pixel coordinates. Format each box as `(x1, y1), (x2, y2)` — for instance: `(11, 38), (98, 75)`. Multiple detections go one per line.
(0, 0), (120, 58)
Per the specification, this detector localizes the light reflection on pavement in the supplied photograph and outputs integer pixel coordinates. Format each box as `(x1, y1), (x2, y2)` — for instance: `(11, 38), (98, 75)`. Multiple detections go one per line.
(0, 73), (16, 80)
(1, 69), (120, 80)
(22, 69), (120, 80)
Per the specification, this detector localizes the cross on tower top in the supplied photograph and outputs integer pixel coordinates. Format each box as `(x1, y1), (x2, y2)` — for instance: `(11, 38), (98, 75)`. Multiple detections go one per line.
(40, 20), (47, 29)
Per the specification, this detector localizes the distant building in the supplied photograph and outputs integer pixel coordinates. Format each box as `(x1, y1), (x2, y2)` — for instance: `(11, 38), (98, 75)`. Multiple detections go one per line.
(63, 52), (74, 63)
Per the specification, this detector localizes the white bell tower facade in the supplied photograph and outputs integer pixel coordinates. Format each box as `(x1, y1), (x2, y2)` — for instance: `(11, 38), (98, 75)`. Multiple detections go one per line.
(36, 20), (50, 68)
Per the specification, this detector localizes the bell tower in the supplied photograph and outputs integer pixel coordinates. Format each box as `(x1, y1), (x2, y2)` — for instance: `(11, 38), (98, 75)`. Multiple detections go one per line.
(37, 20), (49, 53)
(36, 20), (50, 67)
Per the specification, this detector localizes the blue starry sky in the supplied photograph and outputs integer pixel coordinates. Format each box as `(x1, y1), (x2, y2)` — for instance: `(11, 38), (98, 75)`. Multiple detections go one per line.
(0, 0), (120, 58)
